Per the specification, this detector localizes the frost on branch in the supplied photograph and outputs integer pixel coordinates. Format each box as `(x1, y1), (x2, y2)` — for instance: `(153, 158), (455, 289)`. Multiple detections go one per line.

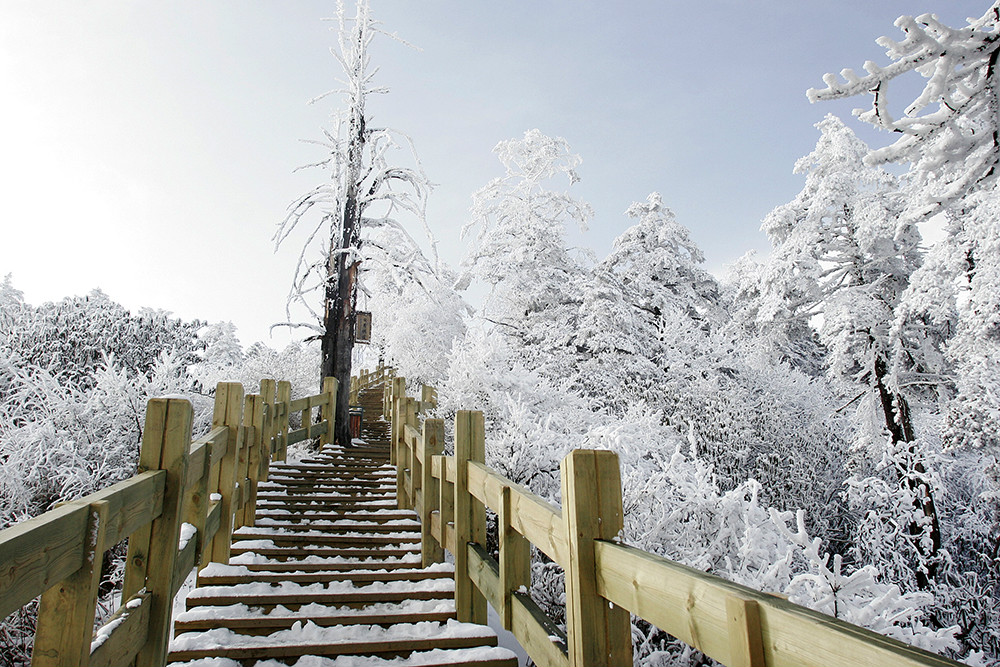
(273, 0), (434, 340)
(770, 508), (959, 654)
(808, 4), (1000, 216)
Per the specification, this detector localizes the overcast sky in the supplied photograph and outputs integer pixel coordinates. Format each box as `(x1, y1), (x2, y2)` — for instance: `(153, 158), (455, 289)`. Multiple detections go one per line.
(0, 1), (990, 348)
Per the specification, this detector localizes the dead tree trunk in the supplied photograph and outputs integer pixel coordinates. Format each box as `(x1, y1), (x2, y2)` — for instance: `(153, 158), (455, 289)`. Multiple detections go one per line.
(321, 72), (366, 447)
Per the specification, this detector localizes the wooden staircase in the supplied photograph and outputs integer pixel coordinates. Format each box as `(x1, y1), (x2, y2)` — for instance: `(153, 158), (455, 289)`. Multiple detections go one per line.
(167, 383), (517, 667)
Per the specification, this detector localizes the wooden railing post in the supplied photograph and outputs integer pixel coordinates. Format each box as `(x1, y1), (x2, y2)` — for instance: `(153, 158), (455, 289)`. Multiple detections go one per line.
(276, 380), (291, 461)
(390, 377), (405, 466)
(208, 382), (244, 564)
(260, 379), (277, 472)
(454, 410), (487, 625)
(561, 449), (631, 667)
(121, 398), (193, 667)
(31, 500), (109, 667)
(421, 384), (437, 410)
(321, 376), (337, 446)
(499, 485), (530, 631)
(421, 418), (445, 566)
(241, 394), (264, 528)
(234, 394), (254, 529)
(398, 397), (416, 509)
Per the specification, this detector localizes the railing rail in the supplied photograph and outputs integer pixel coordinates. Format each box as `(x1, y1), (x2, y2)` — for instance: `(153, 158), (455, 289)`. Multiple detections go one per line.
(0, 376), (338, 667)
(387, 378), (961, 667)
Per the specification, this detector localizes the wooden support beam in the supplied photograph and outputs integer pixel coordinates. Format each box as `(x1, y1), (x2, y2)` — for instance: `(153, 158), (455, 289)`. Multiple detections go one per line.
(123, 397), (192, 667)
(242, 394), (264, 528)
(390, 377), (405, 466)
(321, 376), (338, 446)
(276, 381), (291, 461)
(260, 379), (277, 476)
(499, 485), (530, 630)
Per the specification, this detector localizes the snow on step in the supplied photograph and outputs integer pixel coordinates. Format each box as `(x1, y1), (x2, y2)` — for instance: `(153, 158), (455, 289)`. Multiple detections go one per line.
(168, 619), (515, 664)
(168, 435), (515, 667)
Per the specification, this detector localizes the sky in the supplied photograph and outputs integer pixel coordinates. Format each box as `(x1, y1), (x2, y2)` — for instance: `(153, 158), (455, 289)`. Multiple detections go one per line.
(0, 1), (991, 349)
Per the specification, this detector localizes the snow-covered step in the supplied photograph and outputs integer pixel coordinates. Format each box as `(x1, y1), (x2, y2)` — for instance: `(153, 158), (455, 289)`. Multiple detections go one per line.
(229, 554), (424, 572)
(255, 510), (417, 522)
(196, 562), (453, 586)
(251, 516), (419, 529)
(167, 432), (517, 667)
(168, 619), (514, 664)
(268, 463), (394, 473)
(229, 544), (420, 561)
(185, 578), (455, 610)
(231, 528), (419, 546)
(174, 598), (458, 635)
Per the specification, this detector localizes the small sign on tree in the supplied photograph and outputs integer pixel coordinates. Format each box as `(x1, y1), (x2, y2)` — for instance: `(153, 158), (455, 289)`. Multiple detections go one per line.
(356, 311), (372, 344)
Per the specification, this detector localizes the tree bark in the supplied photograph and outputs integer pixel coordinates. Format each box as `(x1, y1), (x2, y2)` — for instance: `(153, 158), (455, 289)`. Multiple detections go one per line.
(872, 352), (941, 589)
(321, 64), (366, 447)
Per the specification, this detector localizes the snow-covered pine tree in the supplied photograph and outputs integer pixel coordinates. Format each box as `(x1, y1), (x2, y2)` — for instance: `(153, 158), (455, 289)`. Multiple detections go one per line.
(457, 129), (593, 373)
(760, 115), (942, 588)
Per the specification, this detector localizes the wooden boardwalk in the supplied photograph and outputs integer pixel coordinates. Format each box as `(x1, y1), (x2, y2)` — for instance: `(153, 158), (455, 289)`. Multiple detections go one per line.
(166, 385), (517, 667)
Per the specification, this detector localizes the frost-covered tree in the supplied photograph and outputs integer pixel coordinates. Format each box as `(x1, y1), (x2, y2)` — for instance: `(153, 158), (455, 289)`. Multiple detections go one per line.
(458, 129), (592, 364)
(572, 193), (723, 405)
(760, 115), (943, 588)
(275, 0), (430, 445)
(0, 287), (203, 397)
(361, 264), (467, 386)
(808, 3), (1000, 218)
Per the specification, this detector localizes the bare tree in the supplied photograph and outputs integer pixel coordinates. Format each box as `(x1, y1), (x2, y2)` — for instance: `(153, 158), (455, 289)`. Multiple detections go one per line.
(275, 0), (428, 445)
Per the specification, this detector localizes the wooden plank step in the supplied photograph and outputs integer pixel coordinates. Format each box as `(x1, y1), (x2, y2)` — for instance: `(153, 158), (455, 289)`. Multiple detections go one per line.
(253, 503), (400, 513)
(269, 463), (393, 473)
(254, 511), (417, 522)
(256, 493), (398, 503)
(169, 632), (500, 663)
(249, 521), (420, 533)
(174, 608), (457, 635)
(266, 474), (396, 488)
(229, 546), (419, 559)
(185, 587), (452, 609)
(258, 484), (397, 494)
(253, 505), (400, 515)
(231, 558), (423, 572)
(197, 568), (451, 586)
(230, 533), (420, 546)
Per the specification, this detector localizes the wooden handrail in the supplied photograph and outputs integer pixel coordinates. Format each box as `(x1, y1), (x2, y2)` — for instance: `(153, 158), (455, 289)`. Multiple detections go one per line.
(388, 379), (962, 667)
(0, 376), (339, 667)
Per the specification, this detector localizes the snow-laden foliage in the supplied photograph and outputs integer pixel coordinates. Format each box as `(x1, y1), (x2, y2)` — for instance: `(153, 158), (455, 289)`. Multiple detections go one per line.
(458, 129), (592, 339)
(759, 116), (946, 591)
(0, 285), (203, 394)
(0, 352), (206, 528)
(439, 129), (962, 663)
(0, 280), (323, 663)
(771, 509), (959, 654)
(808, 3), (1000, 218)
(360, 262), (468, 387)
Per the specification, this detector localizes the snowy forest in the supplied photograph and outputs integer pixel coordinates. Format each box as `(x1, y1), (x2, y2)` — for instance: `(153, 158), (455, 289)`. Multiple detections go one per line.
(3, 3), (1000, 667)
